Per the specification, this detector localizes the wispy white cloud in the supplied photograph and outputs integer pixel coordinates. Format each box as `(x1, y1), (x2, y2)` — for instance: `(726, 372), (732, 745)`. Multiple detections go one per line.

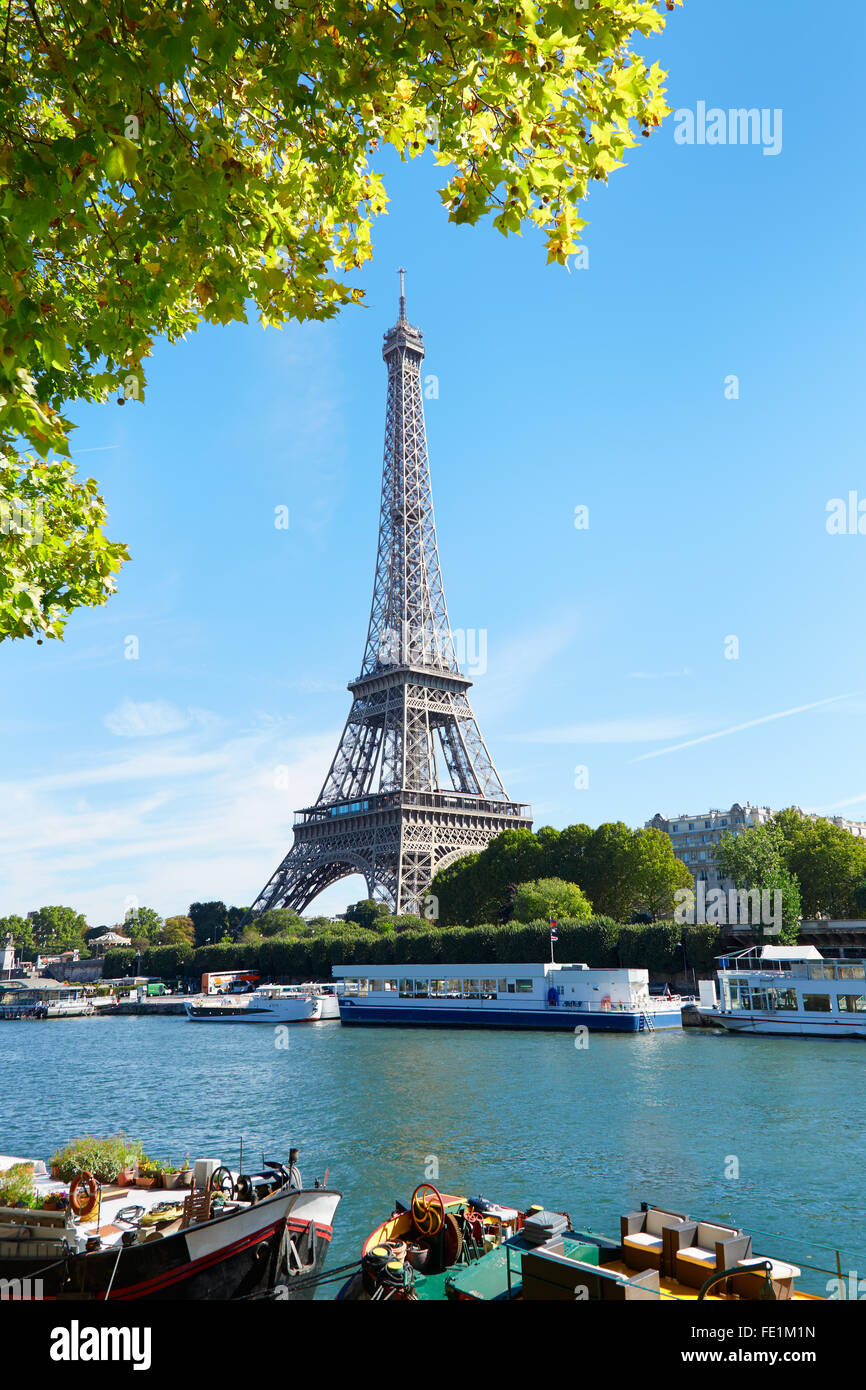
(0, 719), (339, 924)
(473, 613), (580, 718)
(104, 699), (195, 738)
(516, 715), (706, 746)
(628, 668), (694, 680)
(632, 692), (856, 762)
(809, 792), (866, 814)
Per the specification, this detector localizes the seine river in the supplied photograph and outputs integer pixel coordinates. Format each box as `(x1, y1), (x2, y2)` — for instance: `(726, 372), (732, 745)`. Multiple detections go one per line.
(3, 1017), (864, 1297)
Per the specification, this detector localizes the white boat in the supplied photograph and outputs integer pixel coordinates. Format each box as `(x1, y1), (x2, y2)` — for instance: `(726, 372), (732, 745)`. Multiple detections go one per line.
(333, 962), (692, 1031)
(0, 982), (94, 1019)
(185, 984), (321, 1023)
(282, 983), (343, 1020)
(703, 944), (866, 1037)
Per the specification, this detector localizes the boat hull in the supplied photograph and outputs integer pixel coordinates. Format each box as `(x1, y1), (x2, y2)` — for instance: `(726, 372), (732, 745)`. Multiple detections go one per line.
(1, 1187), (339, 1301)
(709, 1011), (866, 1038)
(338, 1002), (682, 1030)
(184, 998), (320, 1023)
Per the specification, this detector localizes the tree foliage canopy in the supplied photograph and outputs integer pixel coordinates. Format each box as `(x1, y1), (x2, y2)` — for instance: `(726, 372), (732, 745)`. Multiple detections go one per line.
(511, 876), (592, 923)
(0, 0), (679, 639)
(773, 809), (866, 921)
(432, 820), (692, 924)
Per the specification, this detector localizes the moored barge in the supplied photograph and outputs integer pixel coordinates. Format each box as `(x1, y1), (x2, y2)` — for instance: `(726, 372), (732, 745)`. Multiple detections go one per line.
(333, 962), (689, 1031)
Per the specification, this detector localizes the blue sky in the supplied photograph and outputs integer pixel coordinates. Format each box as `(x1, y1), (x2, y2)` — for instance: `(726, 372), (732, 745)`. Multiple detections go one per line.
(2, 0), (865, 926)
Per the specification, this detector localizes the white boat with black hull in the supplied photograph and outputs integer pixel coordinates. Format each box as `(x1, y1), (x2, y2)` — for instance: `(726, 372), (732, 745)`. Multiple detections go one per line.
(185, 984), (321, 1023)
(0, 1152), (340, 1300)
(704, 945), (866, 1037)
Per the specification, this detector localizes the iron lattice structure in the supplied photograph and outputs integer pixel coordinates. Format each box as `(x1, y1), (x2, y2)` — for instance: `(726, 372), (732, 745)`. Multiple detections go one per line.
(249, 275), (532, 916)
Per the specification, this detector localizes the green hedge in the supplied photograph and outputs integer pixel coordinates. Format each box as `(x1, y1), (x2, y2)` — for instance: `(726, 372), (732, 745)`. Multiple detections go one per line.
(120, 918), (719, 983)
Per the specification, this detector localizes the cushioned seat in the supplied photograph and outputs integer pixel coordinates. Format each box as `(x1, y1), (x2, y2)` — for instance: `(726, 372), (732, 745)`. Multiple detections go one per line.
(676, 1245), (717, 1267)
(733, 1256), (800, 1301)
(622, 1231), (663, 1251)
(672, 1220), (752, 1289)
(620, 1206), (690, 1274)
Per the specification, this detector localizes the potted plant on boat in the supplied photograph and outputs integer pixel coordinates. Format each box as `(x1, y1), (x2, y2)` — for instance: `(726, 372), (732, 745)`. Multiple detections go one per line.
(162, 1158), (192, 1190)
(50, 1132), (144, 1186)
(135, 1156), (167, 1189)
(0, 1165), (38, 1210)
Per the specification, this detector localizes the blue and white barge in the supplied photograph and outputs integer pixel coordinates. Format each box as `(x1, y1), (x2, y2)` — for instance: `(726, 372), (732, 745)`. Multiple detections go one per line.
(333, 962), (688, 1032)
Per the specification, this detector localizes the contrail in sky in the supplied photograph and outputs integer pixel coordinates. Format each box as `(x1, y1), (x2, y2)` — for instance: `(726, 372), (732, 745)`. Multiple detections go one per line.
(632, 691), (856, 762)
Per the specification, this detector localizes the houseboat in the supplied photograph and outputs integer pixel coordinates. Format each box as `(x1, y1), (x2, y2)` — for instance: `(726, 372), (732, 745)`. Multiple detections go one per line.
(0, 980), (94, 1020)
(332, 962), (689, 1031)
(338, 1187), (819, 1302)
(0, 1149), (339, 1300)
(703, 944), (866, 1037)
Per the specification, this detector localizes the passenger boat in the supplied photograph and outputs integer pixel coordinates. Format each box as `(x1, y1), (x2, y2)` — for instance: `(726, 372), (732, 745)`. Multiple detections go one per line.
(0, 1150), (339, 1300)
(280, 982), (343, 1020)
(184, 983), (321, 1023)
(702, 945), (866, 1037)
(0, 981), (94, 1020)
(333, 962), (690, 1031)
(338, 1188), (821, 1302)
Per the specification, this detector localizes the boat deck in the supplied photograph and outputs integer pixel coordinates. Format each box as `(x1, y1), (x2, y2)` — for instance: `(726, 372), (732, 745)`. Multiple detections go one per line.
(414, 1238), (820, 1302)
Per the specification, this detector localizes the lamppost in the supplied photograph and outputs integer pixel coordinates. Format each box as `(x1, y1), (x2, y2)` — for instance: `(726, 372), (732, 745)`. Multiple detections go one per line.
(675, 938), (687, 992)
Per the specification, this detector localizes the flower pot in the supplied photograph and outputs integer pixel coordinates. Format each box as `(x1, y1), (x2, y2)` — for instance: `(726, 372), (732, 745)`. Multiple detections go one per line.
(135, 1174), (157, 1190)
(116, 1167), (136, 1188)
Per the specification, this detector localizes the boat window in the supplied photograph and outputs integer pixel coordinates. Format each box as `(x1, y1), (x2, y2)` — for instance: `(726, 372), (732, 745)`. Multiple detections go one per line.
(802, 993), (832, 1012)
(772, 988), (798, 1011)
(399, 978), (414, 997)
(429, 979), (446, 997)
(463, 979), (480, 998)
(369, 979), (383, 991)
(807, 964), (825, 980)
(822, 964), (837, 979)
(839, 965), (866, 980)
(498, 979), (508, 993)
(414, 980), (428, 997)
(838, 994), (866, 1012)
(728, 979), (749, 1010)
(749, 988), (770, 1011)
(384, 979), (397, 992)
(446, 979), (462, 996)
(480, 978), (497, 997)
(356, 978), (369, 996)
(515, 979), (533, 994)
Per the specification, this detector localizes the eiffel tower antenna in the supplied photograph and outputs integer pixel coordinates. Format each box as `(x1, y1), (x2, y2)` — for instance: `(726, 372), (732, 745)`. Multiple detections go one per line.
(247, 278), (532, 917)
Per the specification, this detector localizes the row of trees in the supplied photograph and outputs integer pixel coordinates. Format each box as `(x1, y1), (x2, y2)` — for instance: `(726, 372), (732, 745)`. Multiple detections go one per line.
(431, 823), (693, 927)
(7, 809), (863, 962)
(103, 918), (721, 983)
(713, 812), (866, 937)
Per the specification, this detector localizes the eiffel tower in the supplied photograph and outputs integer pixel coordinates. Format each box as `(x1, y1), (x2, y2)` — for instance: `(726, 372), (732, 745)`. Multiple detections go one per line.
(248, 273), (532, 917)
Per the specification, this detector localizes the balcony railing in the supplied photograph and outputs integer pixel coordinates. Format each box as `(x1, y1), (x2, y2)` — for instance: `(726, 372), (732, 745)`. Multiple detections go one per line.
(295, 790), (532, 825)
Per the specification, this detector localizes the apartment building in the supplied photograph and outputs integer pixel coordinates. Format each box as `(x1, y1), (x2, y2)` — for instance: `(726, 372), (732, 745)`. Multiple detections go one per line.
(646, 803), (866, 891)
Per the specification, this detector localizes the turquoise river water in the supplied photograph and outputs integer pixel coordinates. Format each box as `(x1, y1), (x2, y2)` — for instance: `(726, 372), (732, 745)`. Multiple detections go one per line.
(2, 1016), (864, 1297)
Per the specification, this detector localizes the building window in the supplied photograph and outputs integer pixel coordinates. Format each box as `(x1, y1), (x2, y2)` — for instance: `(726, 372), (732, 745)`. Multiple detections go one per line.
(802, 994), (832, 1013)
